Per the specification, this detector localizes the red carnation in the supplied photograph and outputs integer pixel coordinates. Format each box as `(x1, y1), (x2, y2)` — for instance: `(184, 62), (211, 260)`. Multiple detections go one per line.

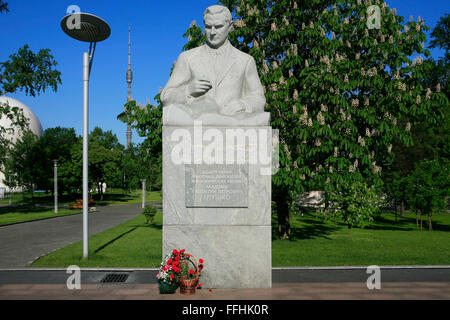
(170, 274), (174, 280)
(199, 259), (204, 264)
(173, 260), (179, 266)
(198, 283), (203, 288)
(189, 268), (194, 274)
(167, 259), (172, 265)
(173, 249), (178, 255)
(180, 249), (185, 253)
(174, 256), (179, 261)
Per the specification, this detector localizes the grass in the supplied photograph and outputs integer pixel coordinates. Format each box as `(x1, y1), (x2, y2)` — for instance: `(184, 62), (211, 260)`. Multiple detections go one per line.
(29, 207), (450, 268)
(0, 207), (81, 226)
(272, 209), (450, 266)
(0, 190), (162, 226)
(94, 190), (162, 206)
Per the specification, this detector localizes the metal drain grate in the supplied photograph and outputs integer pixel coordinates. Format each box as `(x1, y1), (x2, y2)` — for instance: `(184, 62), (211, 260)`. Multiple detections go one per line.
(100, 273), (130, 283)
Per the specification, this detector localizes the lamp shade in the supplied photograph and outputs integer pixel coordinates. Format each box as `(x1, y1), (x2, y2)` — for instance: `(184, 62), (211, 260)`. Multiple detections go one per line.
(61, 13), (110, 42)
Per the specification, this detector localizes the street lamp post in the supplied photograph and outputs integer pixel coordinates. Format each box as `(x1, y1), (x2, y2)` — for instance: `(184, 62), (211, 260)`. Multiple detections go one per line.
(61, 12), (110, 259)
(147, 148), (152, 194)
(53, 159), (58, 214)
(8, 173), (11, 206)
(141, 179), (146, 209)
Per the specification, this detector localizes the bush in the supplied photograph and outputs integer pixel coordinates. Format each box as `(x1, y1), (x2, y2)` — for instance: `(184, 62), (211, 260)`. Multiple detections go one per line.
(142, 205), (157, 224)
(326, 181), (385, 229)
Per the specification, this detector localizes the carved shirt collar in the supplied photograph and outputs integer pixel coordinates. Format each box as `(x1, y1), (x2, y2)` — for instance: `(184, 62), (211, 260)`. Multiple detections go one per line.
(205, 39), (231, 57)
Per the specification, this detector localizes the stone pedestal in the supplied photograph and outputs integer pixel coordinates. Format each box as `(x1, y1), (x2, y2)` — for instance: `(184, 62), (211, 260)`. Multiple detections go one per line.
(162, 125), (272, 288)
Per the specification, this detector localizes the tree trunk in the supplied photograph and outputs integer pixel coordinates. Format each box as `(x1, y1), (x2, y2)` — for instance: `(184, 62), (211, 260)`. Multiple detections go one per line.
(420, 211), (423, 231)
(275, 191), (290, 239)
(415, 210), (418, 228)
(394, 199), (398, 223)
(400, 200), (406, 217)
(428, 213), (433, 231)
(100, 182), (104, 201)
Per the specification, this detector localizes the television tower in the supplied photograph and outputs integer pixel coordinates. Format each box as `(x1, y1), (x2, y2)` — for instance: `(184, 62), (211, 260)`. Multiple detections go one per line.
(125, 25), (133, 149)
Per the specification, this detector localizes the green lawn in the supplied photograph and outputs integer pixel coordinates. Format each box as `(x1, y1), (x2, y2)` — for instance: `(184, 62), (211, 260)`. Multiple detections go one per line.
(30, 208), (450, 268)
(0, 207), (81, 226)
(94, 190), (162, 206)
(0, 190), (162, 226)
(272, 210), (450, 266)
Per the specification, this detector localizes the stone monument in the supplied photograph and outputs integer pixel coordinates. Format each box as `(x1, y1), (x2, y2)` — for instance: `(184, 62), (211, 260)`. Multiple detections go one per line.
(162, 5), (272, 288)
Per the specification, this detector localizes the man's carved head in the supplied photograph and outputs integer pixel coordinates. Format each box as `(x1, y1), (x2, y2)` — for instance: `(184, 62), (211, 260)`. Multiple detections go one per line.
(203, 5), (233, 49)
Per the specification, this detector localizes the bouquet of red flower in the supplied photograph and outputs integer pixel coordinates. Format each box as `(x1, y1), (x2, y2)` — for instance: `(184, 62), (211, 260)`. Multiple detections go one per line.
(156, 250), (182, 294)
(157, 249), (205, 294)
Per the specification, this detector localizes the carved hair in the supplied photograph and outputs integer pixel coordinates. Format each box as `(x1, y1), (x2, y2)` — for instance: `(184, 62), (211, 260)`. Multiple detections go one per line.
(203, 5), (233, 24)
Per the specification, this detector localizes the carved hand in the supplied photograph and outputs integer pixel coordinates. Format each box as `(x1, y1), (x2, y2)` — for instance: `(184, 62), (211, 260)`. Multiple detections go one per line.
(222, 100), (246, 115)
(188, 79), (212, 98)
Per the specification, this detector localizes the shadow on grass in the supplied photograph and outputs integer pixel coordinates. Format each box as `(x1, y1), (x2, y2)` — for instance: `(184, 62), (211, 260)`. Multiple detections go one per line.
(94, 220), (163, 254)
(288, 217), (338, 241)
(91, 193), (137, 206)
(367, 214), (416, 231)
(0, 205), (50, 215)
(130, 221), (162, 230)
(368, 213), (450, 232)
(94, 227), (138, 253)
(271, 208), (338, 241)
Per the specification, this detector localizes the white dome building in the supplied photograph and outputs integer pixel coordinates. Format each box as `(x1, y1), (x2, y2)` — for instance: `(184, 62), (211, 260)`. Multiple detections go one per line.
(0, 96), (43, 192)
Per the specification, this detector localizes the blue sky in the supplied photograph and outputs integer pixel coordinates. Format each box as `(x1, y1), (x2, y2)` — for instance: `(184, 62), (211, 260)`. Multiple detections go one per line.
(0, 0), (448, 147)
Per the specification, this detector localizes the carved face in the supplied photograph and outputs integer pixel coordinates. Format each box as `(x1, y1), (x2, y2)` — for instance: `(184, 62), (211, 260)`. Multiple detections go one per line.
(204, 13), (232, 49)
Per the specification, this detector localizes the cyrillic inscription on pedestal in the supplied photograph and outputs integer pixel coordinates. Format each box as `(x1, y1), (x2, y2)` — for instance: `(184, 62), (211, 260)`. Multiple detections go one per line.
(185, 164), (248, 208)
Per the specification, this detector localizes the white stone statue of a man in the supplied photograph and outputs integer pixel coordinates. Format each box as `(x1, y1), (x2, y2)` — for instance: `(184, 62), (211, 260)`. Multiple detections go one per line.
(161, 5), (269, 126)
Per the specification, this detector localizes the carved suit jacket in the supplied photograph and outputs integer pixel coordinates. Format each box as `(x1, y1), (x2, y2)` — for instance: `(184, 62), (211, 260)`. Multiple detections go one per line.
(161, 41), (266, 113)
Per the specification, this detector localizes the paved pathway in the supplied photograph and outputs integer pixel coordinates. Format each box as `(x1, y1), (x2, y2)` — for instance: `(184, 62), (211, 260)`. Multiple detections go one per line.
(0, 282), (448, 300)
(0, 204), (142, 268)
(0, 267), (449, 284)
(0, 267), (448, 299)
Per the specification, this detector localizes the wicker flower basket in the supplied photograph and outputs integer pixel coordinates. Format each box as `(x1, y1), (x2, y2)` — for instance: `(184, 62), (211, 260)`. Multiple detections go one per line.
(179, 254), (199, 295)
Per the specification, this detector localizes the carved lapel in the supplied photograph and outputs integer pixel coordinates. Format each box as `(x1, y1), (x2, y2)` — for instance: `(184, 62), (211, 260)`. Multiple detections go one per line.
(193, 45), (214, 81)
(216, 46), (237, 87)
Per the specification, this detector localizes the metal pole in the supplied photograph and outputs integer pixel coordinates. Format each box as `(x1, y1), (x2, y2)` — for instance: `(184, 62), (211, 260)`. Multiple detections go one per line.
(141, 179), (146, 209)
(147, 149), (152, 194)
(83, 52), (89, 259)
(8, 174), (11, 205)
(53, 160), (58, 214)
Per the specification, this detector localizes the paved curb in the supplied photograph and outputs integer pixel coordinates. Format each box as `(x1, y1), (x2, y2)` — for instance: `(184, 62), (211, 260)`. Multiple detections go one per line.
(1, 267), (449, 285)
(1, 265), (448, 271)
(273, 265), (450, 270)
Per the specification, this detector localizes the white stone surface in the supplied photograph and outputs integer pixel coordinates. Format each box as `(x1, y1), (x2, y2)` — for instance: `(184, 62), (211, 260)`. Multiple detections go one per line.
(297, 191), (325, 207)
(0, 96), (43, 189)
(163, 225), (272, 288)
(0, 96), (43, 142)
(163, 126), (272, 226)
(161, 5), (272, 288)
(162, 125), (272, 288)
(160, 5), (269, 126)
